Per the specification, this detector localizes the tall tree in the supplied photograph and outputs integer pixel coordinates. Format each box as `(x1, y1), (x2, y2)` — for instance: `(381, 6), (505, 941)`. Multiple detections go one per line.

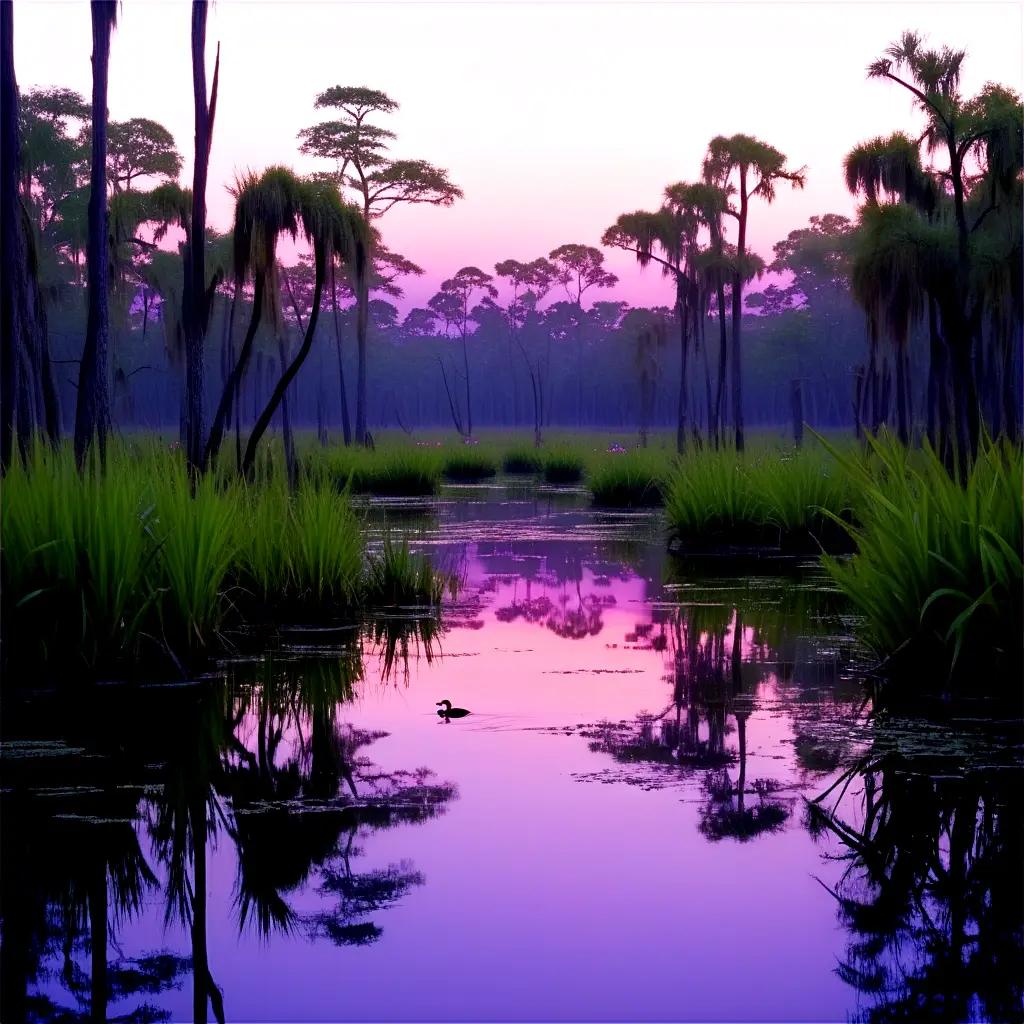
(185, 1), (220, 474)
(204, 167), (303, 470)
(547, 244), (617, 426)
(427, 266), (497, 437)
(107, 116), (183, 192)
(300, 86), (461, 444)
(854, 33), (1023, 460)
(241, 183), (369, 477)
(703, 134), (805, 450)
(74, 0), (119, 468)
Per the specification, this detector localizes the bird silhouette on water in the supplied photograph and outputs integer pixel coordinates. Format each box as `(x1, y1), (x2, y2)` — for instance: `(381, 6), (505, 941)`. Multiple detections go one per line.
(436, 699), (470, 722)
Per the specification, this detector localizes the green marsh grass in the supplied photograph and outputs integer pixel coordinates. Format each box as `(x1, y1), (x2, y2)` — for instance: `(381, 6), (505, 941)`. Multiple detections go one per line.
(365, 534), (454, 606)
(2, 443), (453, 676)
(542, 446), (587, 484)
(588, 450), (671, 507)
(664, 444), (857, 550)
(441, 447), (499, 481)
(822, 434), (1022, 690)
(501, 446), (545, 474)
(311, 445), (441, 496)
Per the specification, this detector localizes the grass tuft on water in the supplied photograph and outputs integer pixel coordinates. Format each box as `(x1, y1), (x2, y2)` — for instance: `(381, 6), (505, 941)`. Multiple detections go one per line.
(588, 451), (670, 507)
(441, 448), (499, 481)
(501, 446), (545, 474)
(822, 434), (1022, 691)
(542, 446), (586, 484)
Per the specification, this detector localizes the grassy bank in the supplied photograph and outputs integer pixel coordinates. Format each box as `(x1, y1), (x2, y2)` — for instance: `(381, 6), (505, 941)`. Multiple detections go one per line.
(2, 442), (450, 677)
(822, 436), (1022, 694)
(663, 445), (858, 551)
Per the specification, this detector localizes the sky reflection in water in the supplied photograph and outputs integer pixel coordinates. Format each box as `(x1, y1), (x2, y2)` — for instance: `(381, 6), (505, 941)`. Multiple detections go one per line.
(2, 487), (1021, 1022)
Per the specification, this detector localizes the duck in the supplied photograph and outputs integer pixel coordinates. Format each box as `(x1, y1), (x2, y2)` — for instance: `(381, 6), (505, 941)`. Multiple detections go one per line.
(436, 699), (471, 720)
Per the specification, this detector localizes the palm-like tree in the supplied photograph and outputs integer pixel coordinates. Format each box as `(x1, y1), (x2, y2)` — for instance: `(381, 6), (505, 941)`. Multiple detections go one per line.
(240, 181), (370, 477)
(73, 0), (118, 468)
(703, 134), (805, 451)
(203, 167), (303, 470)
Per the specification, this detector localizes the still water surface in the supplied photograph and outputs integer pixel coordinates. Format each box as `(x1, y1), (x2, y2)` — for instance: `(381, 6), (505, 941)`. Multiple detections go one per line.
(3, 486), (1021, 1022)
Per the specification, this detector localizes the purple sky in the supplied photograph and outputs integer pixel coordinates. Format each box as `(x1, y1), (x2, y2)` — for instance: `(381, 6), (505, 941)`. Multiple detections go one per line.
(13, 0), (1023, 311)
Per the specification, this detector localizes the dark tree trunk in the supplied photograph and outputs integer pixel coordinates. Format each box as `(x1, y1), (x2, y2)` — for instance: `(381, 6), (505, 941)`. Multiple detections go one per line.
(676, 288), (688, 455)
(241, 259), (330, 478)
(731, 184), (749, 452)
(74, 1), (117, 469)
(89, 863), (108, 1024)
(895, 344), (909, 444)
(331, 264), (352, 446)
(790, 379), (804, 448)
(354, 272), (369, 445)
(713, 283), (728, 447)
(1, 2), (22, 469)
(461, 330), (473, 437)
(205, 276), (264, 469)
(276, 333), (297, 488)
(185, 2), (219, 474)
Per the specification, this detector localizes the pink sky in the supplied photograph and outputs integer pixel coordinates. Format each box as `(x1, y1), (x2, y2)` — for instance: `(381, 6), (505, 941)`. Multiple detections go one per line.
(13, 0), (1023, 312)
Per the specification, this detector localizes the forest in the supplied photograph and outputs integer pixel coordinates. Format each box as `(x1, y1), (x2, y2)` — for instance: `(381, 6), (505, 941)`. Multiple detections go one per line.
(0, 5), (1021, 1021)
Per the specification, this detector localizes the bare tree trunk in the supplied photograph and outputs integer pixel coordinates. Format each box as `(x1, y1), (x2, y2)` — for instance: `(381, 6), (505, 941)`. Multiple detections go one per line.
(74, 1), (117, 469)
(276, 333), (297, 488)
(461, 330), (473, 437)
(242, 264), (328, 478)
(713, 283), (728, 446)
(1, 4), (24, 468)
(330, 263), (352, 445)
(676, 295), (688, 455)
(185, 2), (219, 475)
(354, 270), (369, 446)
(205, 276), (264, 469)
(790, 379), (804, 448)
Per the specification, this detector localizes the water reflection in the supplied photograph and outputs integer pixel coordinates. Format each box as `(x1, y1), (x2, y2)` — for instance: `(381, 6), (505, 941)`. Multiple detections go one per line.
(2, 637), (455, 1023)
(808, 730), (1023, 1022)
(3, 490), (1021, 1023)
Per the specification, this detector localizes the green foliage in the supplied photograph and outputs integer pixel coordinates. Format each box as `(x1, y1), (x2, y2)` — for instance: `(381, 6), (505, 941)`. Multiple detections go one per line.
(543, 446), (586, 484)
(664, 444), (856, 549)
(0, 442), (450, 676)
(239, 480), (362, 612)
(442, 448), (499, 481)
(309, 446), (441, 496)
(501, 446), (545, 474)
(823, 435), (1023, 690)
(588, 451), (670, 507)
(364, 535), (452, 606)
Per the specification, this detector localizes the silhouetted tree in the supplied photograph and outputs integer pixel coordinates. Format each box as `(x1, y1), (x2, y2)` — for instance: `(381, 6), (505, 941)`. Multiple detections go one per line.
(299, 86), (462, 445)
(73, 0), (119, 468)
(703, 134), (805, 450)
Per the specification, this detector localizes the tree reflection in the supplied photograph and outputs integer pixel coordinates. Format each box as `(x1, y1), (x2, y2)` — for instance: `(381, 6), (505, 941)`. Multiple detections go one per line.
(809, 747), (1023, 1022)
(583, 600), (791, 838)
(1, 742), (185, 1023)
(2, 645), (456, 1020)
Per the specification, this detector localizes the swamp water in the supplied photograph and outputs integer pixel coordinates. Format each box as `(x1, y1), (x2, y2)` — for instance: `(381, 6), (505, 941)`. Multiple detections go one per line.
(2, 484), (1021, 1022)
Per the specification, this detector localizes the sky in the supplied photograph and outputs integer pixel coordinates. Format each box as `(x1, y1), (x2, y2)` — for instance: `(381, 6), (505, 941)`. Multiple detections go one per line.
(12, 0), (1024, 312)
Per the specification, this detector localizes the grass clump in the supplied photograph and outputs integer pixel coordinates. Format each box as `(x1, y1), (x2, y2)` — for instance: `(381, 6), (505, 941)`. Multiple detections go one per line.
(664, 445), (857, 551)
(664, 449), (769, 546)
(543, 446), (586, 484)
(441, 447), (499, 481)
(589, 451), (670, 507)
(312, 446), (441, 496)
(1, 442), (455, 679)
(823, 435), (1022, 693)
(364, 535), (454, 606)
(501, 446), (545, 474)
(240, 480), (362, 613)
